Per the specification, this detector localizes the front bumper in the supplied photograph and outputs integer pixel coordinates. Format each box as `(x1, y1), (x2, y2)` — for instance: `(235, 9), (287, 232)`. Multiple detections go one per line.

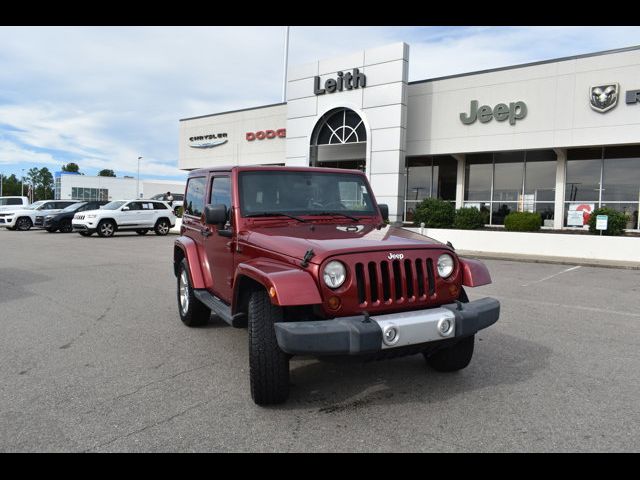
(0, 215), (16, 227)
(43, 218), (58, 229)
(274, 297), (500, 356)
(72, 223), (94, 233)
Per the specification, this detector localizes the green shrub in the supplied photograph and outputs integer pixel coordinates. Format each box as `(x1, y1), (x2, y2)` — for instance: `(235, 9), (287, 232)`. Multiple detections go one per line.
(504, 211), (542, 232)
(587, 207), (627, 236)
(453, 207), (485, 230)
(414, 198), (455, 228)
(174, 206), (184, 218)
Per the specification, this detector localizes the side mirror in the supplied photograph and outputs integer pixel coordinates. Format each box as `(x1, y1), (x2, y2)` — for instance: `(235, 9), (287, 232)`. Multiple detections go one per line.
(204, 204), (227, 225)
(122, 206), (130, 211)
(378, 204), (389, 222)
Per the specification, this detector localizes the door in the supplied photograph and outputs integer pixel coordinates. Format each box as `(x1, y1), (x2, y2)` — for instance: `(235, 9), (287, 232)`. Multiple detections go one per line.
(136, 201), (156, 227)
(203, 175), (234, 302)
(118, 201), (140, 227)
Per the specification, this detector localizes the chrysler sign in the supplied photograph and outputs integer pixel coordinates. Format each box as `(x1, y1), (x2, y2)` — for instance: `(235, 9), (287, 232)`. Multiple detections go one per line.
(189, 133), (228, 148)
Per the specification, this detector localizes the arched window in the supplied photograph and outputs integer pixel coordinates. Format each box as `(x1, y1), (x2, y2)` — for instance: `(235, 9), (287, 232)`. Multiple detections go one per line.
(312, 108), (366, 146)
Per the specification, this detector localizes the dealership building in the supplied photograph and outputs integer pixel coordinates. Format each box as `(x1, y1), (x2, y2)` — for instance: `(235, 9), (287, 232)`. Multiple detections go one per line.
(179, 43), (640, 230)
(54, 171), (185, 201)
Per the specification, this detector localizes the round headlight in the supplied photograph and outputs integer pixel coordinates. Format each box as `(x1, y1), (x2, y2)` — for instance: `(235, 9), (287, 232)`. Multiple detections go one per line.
(437, 254), (455, 278)
(323, 261), (346, 289)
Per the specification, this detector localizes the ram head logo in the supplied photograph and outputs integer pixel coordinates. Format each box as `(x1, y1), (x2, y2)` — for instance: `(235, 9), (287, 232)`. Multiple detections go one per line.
(590, 84), (619, 113)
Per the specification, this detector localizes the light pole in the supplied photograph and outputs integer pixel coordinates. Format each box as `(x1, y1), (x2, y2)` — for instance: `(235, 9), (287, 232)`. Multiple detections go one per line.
(21, 168), (25, 196)
(137, 156), (142, 199)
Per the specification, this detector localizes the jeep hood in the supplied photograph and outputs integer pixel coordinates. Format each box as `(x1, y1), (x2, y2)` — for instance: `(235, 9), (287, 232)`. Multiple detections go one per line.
(240, 223), (446, 264)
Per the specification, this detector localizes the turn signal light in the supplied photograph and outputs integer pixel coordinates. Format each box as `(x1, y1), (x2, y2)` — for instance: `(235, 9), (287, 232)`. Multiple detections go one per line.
(327, 296), (341, 310)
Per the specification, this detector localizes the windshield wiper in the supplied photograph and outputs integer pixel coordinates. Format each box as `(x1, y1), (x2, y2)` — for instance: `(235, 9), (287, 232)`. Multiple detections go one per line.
(307, 212), (361, 222)
(245, 212), (307, 223)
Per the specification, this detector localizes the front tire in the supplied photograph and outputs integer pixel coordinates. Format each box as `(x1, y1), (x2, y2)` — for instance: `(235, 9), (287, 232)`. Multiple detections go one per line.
(97, 220), (116, 237)
(177, 259), (210, 327)
(154, 219), (170, 236)
(248, 289), (290, 405)
(46, 227), (57, 233)
(424, 335), (475, 372)
(16, 217), (32, 231)
(60, 219), (73, 233)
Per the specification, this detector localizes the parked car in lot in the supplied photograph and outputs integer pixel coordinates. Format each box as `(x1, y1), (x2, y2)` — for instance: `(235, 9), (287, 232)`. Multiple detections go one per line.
(149, 193), (184, 214)
(44, 200), (109, 233)
(72, 199), (176, 237)
(173, 166), (500, 405)
(0, 200), (77, 231)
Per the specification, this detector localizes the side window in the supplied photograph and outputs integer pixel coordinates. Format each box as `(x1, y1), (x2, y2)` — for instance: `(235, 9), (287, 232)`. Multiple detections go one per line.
(126, 202), (140, 210)
(210, 176), (231, 211)
(153, 202), (168, 210)
(8, 198), (22, 205)
(185, 177), (206, 217)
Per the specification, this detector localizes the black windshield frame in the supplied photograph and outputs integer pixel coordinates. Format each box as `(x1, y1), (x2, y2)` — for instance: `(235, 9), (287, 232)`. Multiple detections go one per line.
(238, 171), (377, 218)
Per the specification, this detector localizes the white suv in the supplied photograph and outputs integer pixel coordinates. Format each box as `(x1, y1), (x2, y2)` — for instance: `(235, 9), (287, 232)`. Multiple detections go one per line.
(0, 200), (77, 231)
(72, 199), (176, 237)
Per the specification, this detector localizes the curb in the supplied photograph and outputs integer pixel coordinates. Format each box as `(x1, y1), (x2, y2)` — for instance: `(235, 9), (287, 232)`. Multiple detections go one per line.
(458, 250), (640, 270)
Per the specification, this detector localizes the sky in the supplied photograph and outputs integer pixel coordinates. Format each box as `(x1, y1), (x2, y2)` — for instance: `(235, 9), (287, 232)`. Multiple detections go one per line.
(1, 26), (640, 183)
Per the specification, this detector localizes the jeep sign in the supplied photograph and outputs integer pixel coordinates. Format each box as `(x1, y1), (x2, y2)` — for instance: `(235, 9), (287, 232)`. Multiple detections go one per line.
(460, 100), (527, 125)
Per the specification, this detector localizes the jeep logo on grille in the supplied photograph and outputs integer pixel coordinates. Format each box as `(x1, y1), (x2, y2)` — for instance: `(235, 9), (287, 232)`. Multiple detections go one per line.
(388, 253), (404, 260)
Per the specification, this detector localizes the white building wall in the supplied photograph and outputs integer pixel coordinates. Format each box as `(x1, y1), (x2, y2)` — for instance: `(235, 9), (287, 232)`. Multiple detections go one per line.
(406, 48), (640, 155)
(59, 175), (138, 201)
(179, 104), (287, 170)
(285, 42), (410, 222)
(142, 180), (187, 198)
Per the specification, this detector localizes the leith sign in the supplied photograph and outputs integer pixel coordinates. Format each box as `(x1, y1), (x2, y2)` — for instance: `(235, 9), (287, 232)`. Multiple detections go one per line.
(314, 68), (367, 95)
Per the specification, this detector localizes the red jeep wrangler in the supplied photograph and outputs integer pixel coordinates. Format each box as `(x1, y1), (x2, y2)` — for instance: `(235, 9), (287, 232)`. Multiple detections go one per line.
(174, 166), (500, 405)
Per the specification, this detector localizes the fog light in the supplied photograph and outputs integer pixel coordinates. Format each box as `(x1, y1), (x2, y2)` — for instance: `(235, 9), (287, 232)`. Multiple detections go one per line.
(437, 318), (453, 337)
(327, 296), (341, 310)
(382, 325), (399, 346)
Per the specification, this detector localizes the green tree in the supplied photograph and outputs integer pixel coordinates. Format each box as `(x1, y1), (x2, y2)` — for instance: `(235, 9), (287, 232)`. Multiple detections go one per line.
(0, 174), (21, 196)
(26, 167), (39, 200)
(98, 169), (116, 177)
(62, 162), (80, 173)
(37, 167), (54, 200)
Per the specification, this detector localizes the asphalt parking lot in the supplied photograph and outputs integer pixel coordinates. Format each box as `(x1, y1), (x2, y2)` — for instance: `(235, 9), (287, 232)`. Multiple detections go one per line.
(0, 227), (639, 452)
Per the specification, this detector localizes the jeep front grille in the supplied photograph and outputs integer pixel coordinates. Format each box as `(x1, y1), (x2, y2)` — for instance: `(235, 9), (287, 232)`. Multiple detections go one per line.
(354, 257), (436, 305)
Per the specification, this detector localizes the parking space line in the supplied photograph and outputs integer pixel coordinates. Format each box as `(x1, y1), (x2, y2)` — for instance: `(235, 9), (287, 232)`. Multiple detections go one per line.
(521, 266), (581, 287)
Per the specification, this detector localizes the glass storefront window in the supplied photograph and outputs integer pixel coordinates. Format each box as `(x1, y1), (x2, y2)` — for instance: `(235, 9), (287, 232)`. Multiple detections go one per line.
(525, 150), (556, 202)
(493, 151), (524, 203)
(405, 156), (457, 222)
(564, 146), (640, 229)
(464, 153), (492, 201)
(565, 148), (602, 203)
(465, 150), (556, 226)
(433, 156), (457, 200)
(602, 146), (640, 202)
(406, 157), (432, 202)
(491, 202), (517, 226)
